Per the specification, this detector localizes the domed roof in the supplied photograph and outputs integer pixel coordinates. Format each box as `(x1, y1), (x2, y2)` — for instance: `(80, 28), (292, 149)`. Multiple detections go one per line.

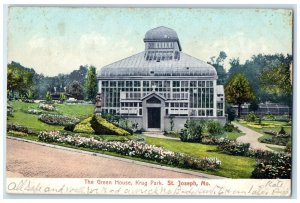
(144, 26), (179, 41)
(98, 52), (217, 78)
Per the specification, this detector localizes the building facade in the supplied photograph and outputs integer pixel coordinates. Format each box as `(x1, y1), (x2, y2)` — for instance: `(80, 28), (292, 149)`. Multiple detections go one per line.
(97, 26), (225, 131)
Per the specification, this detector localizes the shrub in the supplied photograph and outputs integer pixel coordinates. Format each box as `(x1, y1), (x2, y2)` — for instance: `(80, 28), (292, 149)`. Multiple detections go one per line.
(38, 114), (80, 126)
(22, 99), (34, 103)
(263, 112), (275, 121)
(91, 116), (130, 136)
(207, 120), (224, 136)
(64, 124), (76, 132)
(7, 104), (13, 117)
(201, 136), (231, 145)
(251, 153), (291, 179)
(218, 141), (250, 156)
(38, 131), (221, 171)
(73, 117), (95, 134)
(180, 120), (206, 142)
(59, 93), (67, 103)
(45, 91), (52, 102)
(223, 123), (241, 133)
(244, 112), (257, 122)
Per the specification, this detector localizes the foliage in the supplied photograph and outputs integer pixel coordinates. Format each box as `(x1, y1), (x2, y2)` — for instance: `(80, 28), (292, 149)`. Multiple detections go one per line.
(226, 105), (236, 123)
(251, 153), (291, 179)
(91, 116), (130, 136)
(227, 54), (292, 105)
(263, 112), (275, 120)
(38, 131), (221, 171)
(67, 80), (84, 100)
(218, 141), (250, 156)
(7, 62), (34, 99)
(206, 120), (224, 136)
(84, 66), (98, 102)
(38, 114), (80, 126)
(249, 100), (259, 112)
(244, 112), (257, 122)
(59, 93), (67, 103)
(73, 117), (95, 133)
(26, 90), (33, 99)
(210, 51), (227, 85)
(224, 123), (241, 133)
(260, 63), (292, 96)
(45, 91), (52, 102)
(180, 120), (206, 142)
(225, 73), (256, 117)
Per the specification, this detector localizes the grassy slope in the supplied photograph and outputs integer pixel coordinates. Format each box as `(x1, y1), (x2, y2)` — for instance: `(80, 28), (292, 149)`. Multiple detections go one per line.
(145, 137), (256, 178)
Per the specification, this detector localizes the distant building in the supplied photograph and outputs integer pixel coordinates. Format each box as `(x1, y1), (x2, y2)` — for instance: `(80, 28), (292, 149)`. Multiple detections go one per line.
(97, 26), (225, 131)
(232, 103), (291, 116)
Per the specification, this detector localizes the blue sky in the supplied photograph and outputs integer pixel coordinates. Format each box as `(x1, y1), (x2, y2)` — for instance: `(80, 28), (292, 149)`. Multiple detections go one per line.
(8, 7), (292, 76)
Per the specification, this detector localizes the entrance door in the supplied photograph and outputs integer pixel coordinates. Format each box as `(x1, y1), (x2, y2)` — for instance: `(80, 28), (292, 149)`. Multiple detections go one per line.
(148, 107), (161, 128)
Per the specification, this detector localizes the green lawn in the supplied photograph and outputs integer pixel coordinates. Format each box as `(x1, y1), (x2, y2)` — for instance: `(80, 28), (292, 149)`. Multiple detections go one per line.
(7, 101), (94, 131)
(7, 101), (257, 179)
(145, 137), (256, 178)
(7, 111), (64, 131)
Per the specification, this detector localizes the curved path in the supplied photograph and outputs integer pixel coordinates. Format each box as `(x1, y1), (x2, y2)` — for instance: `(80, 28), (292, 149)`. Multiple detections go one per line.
(233, 122), (285, 151)
(6, 137), (221, 179)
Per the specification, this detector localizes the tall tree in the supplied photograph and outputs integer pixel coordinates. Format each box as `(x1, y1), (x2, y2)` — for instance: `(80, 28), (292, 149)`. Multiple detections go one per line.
(67, 80), (84, 100)
(84, 66), (98, 102)
(210, 51), (227, 85)
(225, 73), (256, 117)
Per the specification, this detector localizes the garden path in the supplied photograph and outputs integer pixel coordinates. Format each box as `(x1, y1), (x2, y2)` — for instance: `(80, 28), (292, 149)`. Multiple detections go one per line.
(233, 122), (285, 151)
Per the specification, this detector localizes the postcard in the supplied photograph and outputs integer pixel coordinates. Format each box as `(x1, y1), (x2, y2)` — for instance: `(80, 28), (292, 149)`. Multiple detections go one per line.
(5, 6), (293, 197)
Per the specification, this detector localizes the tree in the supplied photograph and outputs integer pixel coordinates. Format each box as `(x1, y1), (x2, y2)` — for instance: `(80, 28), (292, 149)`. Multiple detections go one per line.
(67, 80), (84, 100)
(210, 51), (227, 85)
(260, 63), (292, 96)
(225, 73), (256, 117)
(249, 100), (259, 112)
(7, 62), (34, 98)
(84, 66), (98, 102)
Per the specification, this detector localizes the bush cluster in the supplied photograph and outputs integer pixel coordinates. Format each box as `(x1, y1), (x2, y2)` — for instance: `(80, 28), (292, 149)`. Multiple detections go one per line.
(38, 114), (80, 126)
(251, 152), (291, 179)
(218, 142), (250, 156)
(207, 120), (224, 135)
(223, 123), (241, 133)
(180, 120), (205, 142)
(244, 112), (257, 122)
(38, 131), (222, 171)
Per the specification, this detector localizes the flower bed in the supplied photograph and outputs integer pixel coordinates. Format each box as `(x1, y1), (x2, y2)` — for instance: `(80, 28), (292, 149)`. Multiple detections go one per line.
(27, 109), (43, 115)
(39, 103), (55, 111)
(38, 114), (80, 126)
(7, 124), (37, 135)
(38, 131), (221, 171)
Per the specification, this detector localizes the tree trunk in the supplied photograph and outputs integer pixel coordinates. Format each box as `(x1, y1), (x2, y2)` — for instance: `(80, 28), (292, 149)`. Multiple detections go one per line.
(238, 103), (241, 118)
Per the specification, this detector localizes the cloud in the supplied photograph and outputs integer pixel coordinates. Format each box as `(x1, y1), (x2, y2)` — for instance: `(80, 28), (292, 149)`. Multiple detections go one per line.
(8, 32), (137, 76)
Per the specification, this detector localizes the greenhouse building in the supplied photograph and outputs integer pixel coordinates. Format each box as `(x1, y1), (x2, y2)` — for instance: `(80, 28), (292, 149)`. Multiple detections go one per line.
(97, 26), (225, 131)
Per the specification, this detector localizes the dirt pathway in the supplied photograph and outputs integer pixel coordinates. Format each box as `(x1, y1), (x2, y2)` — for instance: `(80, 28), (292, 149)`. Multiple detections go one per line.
(6, 138), (221, 179)
(233, 122), (285, 151)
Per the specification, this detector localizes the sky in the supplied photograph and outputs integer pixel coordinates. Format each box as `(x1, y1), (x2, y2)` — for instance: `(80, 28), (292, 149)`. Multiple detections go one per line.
(7, 7), (293, 76)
